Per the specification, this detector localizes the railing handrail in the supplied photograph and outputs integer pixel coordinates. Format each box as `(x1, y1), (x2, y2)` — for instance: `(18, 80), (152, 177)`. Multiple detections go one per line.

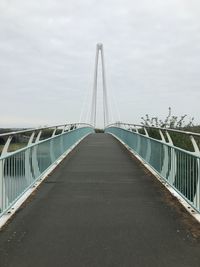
(107, 125), (200, 158)
(106, 123), (200, 137)
(0, 123), (93, 137)
(0, 125), (93, 160)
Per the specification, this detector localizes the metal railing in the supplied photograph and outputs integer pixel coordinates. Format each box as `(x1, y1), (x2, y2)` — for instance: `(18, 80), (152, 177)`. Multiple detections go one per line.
(105, 123), (200, 213)
(0, 123), (94, 216)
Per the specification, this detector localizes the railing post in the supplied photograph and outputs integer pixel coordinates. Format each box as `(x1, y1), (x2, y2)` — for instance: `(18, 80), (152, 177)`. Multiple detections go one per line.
(0, 159), (3, 213)
(190, 135), (200, 154)
(25, 132), (35, 184)
(144, 127), (151, 163)
(166, 130), (177, 185)
(135, 127), (139, 134)
(159, 129), (165, 142)
(1, 136), (12, 157)
(50, 128), (57, 163)
(159, 130), (169, 179)
(197, 159), (200, 211)
(134, 126), (140, 153)
(60, 129), (65, 155)
(143, 127), (149, 137)
(190, 135), (200, 210)
(32, 130), (42, 178)
(52, 127), (57, 137)
(0, 136), (12, 211)
(62, 125), (66, 134)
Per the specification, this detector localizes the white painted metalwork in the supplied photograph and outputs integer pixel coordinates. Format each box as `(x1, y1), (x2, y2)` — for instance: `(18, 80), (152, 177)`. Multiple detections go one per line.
(189, 135), (200, 210)
(106, 123), (200, 213)
(1, 136), (12, 157)
(90, 43), (109, 128)
(0, 123), (94, 217)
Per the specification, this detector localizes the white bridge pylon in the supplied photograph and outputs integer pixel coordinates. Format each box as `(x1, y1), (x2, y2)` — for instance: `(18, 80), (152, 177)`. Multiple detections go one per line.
(90, 43), (109, 128)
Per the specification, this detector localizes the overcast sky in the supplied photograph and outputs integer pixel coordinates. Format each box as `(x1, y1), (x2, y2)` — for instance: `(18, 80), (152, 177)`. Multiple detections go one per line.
(0, 0), (200, 128)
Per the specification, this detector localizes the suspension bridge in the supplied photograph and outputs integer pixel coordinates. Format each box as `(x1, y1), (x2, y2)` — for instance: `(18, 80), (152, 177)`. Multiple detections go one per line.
(0, 44), (200, 267)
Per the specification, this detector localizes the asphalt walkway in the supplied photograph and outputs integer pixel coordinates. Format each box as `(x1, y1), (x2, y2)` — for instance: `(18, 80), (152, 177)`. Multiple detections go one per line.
(0, 133), (200, 267)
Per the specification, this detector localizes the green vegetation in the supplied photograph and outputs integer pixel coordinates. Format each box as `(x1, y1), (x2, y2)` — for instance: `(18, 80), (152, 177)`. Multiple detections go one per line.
(95, 128), (104, 133)
(0, 143), (26, 154)
(0, 125), (78, 156)
(141, 107), (195, 129)
(140, 107), (200, 152)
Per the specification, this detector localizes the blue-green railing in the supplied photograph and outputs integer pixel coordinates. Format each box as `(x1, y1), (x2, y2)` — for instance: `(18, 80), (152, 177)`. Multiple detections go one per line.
(0, 123), (94, 216)
(105, 124), (200, 213)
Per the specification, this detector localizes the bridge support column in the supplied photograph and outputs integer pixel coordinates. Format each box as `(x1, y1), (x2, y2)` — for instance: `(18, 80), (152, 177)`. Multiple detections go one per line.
(90, 43), (109, 128)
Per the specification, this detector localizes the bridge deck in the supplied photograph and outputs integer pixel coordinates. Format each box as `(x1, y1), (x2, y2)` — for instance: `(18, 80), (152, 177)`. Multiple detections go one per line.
(0, 133), (200, 267)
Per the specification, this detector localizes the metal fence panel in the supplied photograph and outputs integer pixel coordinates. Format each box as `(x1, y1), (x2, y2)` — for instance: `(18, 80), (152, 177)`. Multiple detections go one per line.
(106, 126), (200, 213)
(0, 126), (94, 216)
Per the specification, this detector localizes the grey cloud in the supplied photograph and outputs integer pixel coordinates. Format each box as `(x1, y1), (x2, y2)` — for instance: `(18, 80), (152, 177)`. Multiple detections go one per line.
(0, 0), (200, 127)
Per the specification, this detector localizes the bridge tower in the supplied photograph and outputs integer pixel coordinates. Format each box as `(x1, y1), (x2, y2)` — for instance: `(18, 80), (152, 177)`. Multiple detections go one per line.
(90, 43), (109, 128)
